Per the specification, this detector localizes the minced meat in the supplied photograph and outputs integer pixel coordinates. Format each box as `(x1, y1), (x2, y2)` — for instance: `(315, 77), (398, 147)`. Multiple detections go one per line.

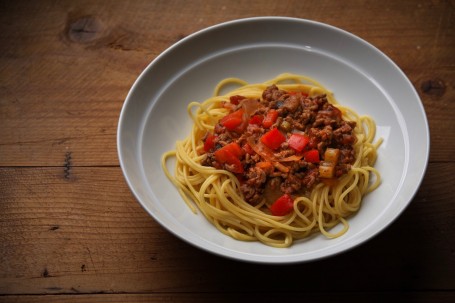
(202, 85), (357, 205)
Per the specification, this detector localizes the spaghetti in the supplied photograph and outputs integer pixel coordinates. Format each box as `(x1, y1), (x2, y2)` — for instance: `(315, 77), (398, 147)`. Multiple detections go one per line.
(162, 73), (381, 248)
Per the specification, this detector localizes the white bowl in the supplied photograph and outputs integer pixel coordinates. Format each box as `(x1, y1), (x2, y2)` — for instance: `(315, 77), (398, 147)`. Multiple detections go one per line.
(117, 17), (429, 263)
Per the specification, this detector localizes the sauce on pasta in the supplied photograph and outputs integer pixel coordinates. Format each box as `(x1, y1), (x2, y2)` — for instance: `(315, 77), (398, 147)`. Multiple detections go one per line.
(162, 73), (381, 248)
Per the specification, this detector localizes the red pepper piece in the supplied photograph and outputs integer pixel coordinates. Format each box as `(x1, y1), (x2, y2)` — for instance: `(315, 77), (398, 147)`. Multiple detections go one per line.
(304, 149), (320, 163)
(249, 115), (264, 125)
(203, 133), (216, 152)
(270, 194), (294, 216)
(219, 151), (243, 173)
(214, 142), (244, 173)
(262, 109), (278, 128)
(220, 109), (245, 131)
(288, 133), (310, 152)
(215, 142), (243, 158)
(261, 128), (286, 150)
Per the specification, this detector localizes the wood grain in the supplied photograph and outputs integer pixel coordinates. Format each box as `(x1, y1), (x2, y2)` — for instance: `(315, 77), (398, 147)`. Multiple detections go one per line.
(0, 164), (454, 295)
(0, 0), (454, 302)
(1, 292), (455, 303)
(0, 0), (453, 166)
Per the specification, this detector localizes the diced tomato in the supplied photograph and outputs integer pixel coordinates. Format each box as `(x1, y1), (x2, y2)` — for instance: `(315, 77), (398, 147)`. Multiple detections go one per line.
(304, 149), (320, 163)
(288, 133), (310, 152)
(215, 142), (243, 159)
(220, 109), (243, 130)
(262, 109), (279, 128)
(270, 194), (294, 216)
(229, 95), (245, 105)
(220, 151), (244, 173)
(261, 128), (286, 150)
(220, 109), (245, 131)
(214, 142), (244, 173)
(203, 133), (216, 152)
(249, 115), (264, 125)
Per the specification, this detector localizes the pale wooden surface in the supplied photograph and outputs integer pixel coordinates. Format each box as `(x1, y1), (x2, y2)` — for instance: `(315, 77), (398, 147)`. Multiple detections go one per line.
(1, 0), (454, 302)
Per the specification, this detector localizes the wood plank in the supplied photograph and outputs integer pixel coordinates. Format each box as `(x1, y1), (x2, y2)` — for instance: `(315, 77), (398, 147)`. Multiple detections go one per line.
(0, 0), (454, 300)
(0, 163), (453, 294)
(1, 292), (455, 303)
(0, 0), (453, 166)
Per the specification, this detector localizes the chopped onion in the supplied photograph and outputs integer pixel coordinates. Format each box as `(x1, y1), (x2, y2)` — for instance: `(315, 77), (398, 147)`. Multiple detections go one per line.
(324, 148), (340, 164)
(319, 162), (335, 178)
(240, 98), (262, 115)
(246, 137), (303, 162)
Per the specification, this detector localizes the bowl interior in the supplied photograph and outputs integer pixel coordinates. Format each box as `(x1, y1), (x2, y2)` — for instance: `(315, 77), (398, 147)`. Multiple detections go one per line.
(118, 17), (429, 263)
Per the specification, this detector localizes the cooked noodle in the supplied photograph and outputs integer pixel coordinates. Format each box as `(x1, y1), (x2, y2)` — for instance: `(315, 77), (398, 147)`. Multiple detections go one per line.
(162, 73), (381, 248)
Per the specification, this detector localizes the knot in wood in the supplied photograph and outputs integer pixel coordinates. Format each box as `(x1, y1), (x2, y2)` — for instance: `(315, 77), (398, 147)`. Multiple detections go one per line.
(64, 152), (72, 179)
(67, 16), (103, 43)
(420, 78), (446, 97)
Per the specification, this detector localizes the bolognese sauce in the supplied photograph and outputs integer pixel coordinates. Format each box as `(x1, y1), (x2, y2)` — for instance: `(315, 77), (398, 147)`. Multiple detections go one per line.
(202, 84), (357, 206)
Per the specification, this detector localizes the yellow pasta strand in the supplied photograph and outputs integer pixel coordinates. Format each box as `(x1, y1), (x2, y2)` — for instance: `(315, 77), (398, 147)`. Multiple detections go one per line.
(161, 73), (381, 248)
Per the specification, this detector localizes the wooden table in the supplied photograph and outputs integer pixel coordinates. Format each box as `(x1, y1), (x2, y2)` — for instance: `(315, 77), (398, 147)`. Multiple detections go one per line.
(1, 1), (454, 302)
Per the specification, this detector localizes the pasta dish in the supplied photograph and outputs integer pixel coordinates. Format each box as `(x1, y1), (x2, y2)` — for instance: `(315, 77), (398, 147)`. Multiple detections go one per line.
(162, 73), (381, 248)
